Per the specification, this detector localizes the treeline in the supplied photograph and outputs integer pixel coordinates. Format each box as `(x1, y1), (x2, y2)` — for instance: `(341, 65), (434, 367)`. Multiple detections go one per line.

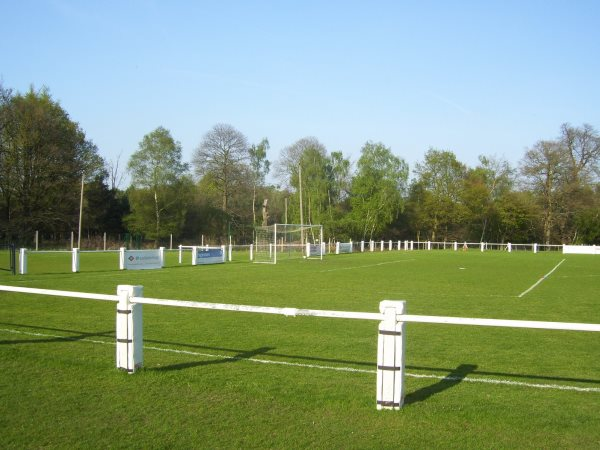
(1, 85), (599, 248)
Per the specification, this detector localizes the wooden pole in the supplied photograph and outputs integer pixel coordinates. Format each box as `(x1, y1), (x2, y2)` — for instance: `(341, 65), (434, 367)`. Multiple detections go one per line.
(78, 174), (84, 249)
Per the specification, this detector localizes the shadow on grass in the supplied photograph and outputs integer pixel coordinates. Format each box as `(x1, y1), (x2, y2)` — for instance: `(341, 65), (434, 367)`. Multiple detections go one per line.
(404, 364), (478, 405)
(2, 322), (600, 388)
(149, 346), (275, 372)
(0, 322), (114, 345)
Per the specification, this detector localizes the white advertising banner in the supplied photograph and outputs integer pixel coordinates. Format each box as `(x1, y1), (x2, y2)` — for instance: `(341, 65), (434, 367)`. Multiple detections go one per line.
(120, 249), (162, 270)
(562, 245), (600, 255)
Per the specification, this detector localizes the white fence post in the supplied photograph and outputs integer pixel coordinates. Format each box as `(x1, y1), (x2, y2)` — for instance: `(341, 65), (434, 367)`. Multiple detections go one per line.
(228, 244), (232, 262)
(480, 242), (485, 252)
(249, 244), (253, 261)
(533, 243), (538, 254)
(453, 241), (458, 251)
(72, 248), (80, 273)
(159, 247), (165, 267)
(427, 241), (431, 251)
(360, 241), (365, 252)
(178, 245), (183, 264)
(116, 285), (144, 373)
(377, 300), (406, 410)
(508, 242), (512, 253)
(336, 242), (340, 254)
(119, 247), (125, 270)
(19, 248), (27, 275)
(191, 246), (198, 265)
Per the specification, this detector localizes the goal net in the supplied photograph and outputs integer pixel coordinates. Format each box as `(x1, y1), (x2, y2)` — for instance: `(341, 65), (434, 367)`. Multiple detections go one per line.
(336, 242), (353, 254)
(253, 224), (323, 264)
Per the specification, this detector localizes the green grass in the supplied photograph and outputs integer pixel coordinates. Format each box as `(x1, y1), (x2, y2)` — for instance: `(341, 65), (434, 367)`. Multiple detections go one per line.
(1, 250), (599, 448)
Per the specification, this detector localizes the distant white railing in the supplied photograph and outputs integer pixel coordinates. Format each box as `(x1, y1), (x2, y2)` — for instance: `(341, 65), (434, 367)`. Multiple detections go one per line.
(1, 284), (599, 409)
(345, 240), (565, 253)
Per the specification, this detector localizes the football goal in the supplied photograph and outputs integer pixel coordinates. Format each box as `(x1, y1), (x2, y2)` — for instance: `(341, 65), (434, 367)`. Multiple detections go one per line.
(253, 224), (323, 264)
(336, 241), (353, 254)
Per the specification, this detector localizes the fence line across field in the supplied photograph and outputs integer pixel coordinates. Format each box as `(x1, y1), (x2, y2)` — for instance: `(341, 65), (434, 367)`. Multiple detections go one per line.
(1, 283), (599, 409)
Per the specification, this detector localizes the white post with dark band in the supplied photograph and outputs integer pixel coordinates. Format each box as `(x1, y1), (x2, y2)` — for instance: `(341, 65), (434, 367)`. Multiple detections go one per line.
(376, 300), (406, 410)
(116, 285), (144, 373)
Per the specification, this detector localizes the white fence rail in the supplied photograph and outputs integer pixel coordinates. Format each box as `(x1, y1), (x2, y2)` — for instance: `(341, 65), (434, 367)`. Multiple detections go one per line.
(1, 284), (599, 409)
(346, 240), (564, 253)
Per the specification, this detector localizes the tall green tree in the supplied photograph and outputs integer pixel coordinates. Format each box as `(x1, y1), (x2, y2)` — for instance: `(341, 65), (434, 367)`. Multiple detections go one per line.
(323, 151), (352, 239)
(327, 151), (351, 205)
(248, 138), (270, 226)
(0, 85), (104, 243)
(412, 149), (467, 241)
(350, 142), (408, 240)
(276, 137), (330, 227)
(126, 127), (191, 245)
(82, 174), (129, 239)
(193, 123), (249, 213)
(520, 140), (569, 244)
(462, 155), (514, 241)
(558, 123), (600, 242)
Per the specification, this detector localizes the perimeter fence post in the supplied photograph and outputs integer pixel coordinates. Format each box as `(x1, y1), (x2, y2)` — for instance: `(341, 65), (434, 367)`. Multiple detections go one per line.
(376, 300), (406, 410)
(159, 247), (165, 267)
(116, 285), (144, 373)
(19, 248), (27, 275)
(72, 248), (80, 273)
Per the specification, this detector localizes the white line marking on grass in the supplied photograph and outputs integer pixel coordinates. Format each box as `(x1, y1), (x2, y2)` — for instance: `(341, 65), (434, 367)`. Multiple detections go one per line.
(320, 259), (415, 273)
(518, 259), (566, 298)
(0, 328), (111, 345)
(2, 327), (599, 393)
(144, 345), (373, 373)
(406, 372), (600, 393)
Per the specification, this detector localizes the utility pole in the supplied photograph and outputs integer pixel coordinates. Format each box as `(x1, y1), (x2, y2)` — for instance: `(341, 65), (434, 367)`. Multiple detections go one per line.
(299, 164), (304, 248)
(78, 174), (84, 249)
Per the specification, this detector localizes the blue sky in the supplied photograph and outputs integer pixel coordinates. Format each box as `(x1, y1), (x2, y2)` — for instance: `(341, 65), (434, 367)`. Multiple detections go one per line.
(2, 0), (599, 186)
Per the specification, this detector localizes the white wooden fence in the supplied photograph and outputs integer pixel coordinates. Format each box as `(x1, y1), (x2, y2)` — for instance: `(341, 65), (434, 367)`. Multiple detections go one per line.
(1, 284), (599, 410)
(350, 240), (564, 253)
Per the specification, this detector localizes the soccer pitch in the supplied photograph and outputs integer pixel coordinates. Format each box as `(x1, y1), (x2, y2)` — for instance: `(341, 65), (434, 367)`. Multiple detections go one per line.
(1, 250), (599, 448)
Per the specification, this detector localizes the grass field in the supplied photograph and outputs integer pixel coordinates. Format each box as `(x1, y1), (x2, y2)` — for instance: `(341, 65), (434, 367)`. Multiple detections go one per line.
(1, 249), (599, 448)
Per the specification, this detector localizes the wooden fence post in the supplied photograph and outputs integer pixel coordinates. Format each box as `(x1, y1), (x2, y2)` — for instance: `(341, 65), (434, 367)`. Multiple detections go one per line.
(116, 285), (144, 373)
(377, 300), (406, 410)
